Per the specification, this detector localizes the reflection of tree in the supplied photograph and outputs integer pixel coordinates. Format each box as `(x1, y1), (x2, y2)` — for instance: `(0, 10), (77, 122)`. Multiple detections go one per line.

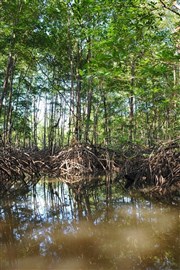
(0, 205), (18, 269)
(0, 176), (179, 270)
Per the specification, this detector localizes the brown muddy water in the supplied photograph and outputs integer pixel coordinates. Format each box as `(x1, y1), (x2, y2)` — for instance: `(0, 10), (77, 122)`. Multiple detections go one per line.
(0, 176), (179, 270)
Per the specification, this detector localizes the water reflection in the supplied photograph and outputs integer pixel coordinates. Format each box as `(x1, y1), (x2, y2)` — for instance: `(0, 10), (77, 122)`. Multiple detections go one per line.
(0, 175), (179, 270)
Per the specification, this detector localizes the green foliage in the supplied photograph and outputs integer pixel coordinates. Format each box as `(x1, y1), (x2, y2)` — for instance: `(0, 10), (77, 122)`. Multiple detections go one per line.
(0, 0), (179, 148)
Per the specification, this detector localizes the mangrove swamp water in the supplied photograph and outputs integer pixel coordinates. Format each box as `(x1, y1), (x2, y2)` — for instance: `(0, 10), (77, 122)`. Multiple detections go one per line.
(0, 175), (179, 270)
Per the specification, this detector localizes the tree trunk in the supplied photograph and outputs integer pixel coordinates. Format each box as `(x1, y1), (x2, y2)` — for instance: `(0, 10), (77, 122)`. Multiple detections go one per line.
(129, 60), (135, 142)
(67, 10), (75, 146)
(102, 89), (109, 146)
(33, 96), (38, 148)
(0, 53), (14, 114)
(93, 107), (98, 145)
(84, 37), (93, 143)
(74, 42), (82, 142)
(43, 95), (48, 149)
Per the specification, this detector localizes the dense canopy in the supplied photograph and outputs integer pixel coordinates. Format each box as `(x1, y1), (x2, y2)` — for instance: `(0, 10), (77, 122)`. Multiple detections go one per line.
(0, 0), (179, 151)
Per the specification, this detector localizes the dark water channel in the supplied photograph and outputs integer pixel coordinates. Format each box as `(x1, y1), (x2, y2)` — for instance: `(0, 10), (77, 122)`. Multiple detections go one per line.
(0, 175), (179, 270)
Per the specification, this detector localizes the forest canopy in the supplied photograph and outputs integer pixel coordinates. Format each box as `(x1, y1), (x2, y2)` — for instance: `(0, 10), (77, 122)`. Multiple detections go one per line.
(0, 0), (179, 151)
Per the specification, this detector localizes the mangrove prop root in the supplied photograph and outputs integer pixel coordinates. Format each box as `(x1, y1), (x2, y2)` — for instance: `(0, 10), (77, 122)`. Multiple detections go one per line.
(0, 143), (121, 196)
(0, 139), (179, 197)
(124, 138), (180, 195)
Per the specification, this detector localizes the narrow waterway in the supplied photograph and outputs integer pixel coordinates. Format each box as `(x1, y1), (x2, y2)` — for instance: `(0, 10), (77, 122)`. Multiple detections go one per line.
(0, 176), (179, 270)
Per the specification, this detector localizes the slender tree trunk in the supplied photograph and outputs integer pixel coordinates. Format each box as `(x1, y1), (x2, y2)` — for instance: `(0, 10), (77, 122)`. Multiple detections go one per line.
(33, 96), (38, 148)
(145, 101), (151, 147)
(84, 37), (93, 143)
(68, 67), (75, 145)
(61, 105), (66, 145)
(67, 10), (75, 146)
(74, 42), (82, 142)
(5, 64), (14, 145)
(84, 85), (92, 143)
(1, 54), (15, 145)
(6, 77), (13, 144)
(75, 73), (81, 142)
(52, 94), (59, 153)
(129, 60), (135, 142)
(102, 89), (109, 146)
(171, 64), (179, 137)
(0, 53), (14, 115)
(43, 95), (48, 149)
(93, 107), (98, 145)
(48, 97), (54, 153)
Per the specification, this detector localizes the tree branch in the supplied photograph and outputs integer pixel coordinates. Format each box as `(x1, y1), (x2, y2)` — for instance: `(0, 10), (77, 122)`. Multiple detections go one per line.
(159, 0), (180, 16)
